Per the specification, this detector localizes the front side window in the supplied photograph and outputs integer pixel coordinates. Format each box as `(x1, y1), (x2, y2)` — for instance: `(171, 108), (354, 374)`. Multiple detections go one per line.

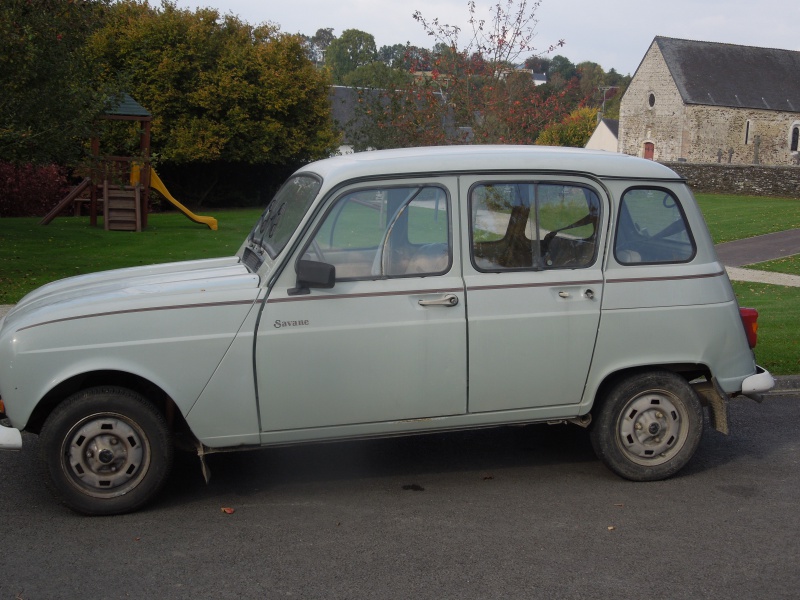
(470, 182), (601, 271)
(304, 185), (450, 280)
(615, 188), (695, 264)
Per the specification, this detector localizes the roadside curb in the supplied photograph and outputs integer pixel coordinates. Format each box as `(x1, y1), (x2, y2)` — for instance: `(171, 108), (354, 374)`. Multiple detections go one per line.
(769, 375), (800, 395)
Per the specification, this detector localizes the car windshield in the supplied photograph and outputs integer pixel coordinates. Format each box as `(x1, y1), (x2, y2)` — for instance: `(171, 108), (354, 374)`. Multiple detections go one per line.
(242, 175), (321, 271)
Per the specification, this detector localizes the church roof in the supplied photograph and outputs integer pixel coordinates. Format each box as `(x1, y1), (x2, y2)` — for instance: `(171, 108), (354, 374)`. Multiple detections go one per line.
(654, 36), (800, 112)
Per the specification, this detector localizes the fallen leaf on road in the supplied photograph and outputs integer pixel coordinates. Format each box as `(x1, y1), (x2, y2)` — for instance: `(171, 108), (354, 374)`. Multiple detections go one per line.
(402, 483), (425, 491)
(221, 507), (235, 514)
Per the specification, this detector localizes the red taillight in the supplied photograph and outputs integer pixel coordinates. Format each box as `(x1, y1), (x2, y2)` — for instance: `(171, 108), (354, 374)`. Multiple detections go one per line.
(740, 307), (759, 349)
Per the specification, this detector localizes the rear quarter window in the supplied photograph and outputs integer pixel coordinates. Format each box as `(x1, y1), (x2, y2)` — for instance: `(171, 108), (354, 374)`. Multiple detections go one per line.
(615, 188), (696, 265)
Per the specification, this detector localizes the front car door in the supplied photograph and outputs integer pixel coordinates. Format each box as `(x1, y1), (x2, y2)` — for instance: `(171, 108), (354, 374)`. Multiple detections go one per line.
(461, 176), (607, 414)
(256, 178), (467, 440)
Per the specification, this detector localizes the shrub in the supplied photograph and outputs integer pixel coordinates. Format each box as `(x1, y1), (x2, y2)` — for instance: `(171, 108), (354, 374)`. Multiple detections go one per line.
(0, 162), (70, 218)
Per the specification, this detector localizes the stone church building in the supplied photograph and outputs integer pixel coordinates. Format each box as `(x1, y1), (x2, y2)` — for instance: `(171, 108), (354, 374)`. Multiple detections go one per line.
(618, 36), (800, 165)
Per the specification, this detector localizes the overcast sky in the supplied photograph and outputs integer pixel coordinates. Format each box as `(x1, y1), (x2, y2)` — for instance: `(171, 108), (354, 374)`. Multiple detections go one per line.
(176, 0), (800, 75)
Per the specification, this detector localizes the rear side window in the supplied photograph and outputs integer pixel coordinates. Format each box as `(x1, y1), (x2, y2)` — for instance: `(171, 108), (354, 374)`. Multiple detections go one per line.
(615, 188), (695, 264)
(470, 182), (601, 270)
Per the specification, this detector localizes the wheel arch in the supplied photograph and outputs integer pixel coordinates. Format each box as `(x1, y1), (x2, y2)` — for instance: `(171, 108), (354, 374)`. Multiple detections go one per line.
(26, 370), (191, 440)
(588, 362), (711, 416)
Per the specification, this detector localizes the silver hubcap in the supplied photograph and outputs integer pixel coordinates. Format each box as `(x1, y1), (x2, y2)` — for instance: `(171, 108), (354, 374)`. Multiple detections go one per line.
(62, 414), (150, 498)
(617, 391), (686, 466)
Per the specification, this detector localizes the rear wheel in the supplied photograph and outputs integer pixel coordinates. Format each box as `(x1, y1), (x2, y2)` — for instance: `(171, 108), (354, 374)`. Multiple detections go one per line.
(590, 371), (703, 481)
(40, 387), (173, 515)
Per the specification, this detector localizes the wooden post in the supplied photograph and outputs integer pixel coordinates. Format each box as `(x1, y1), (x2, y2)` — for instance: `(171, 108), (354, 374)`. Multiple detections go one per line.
(140, 120), (151, 229)
(90, 137), (100, 226)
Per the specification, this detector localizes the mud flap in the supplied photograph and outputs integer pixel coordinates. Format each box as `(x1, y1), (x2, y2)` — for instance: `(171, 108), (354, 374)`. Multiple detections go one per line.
(693, 378), (729, 435)
(195, 442), (212, 484)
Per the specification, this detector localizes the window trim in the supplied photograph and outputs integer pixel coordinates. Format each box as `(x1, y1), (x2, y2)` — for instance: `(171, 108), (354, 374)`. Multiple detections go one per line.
(614, 186), (697, 266)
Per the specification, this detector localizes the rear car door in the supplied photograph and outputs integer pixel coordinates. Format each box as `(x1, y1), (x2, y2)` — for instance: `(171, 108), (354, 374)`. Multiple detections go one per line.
(461, 176), (607, 413)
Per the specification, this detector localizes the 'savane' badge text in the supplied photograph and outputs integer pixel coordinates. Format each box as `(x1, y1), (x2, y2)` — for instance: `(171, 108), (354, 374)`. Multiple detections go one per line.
(274, 319), (310, 329)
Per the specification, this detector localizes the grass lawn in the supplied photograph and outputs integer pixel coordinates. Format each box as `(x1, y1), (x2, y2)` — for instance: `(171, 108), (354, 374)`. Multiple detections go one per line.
(694, 193), (800, 243)
(0, 209), (261, 304)
(745, 254), (800, 276)
(732, 282), (800, 375)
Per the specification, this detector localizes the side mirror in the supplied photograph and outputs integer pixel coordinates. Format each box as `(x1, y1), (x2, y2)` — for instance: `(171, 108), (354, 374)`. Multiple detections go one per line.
(288, 260), (335, 296)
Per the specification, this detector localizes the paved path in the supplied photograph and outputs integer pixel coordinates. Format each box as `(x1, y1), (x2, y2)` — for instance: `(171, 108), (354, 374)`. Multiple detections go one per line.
(716, 229), (800, 267)
(719, 228), (800, 287)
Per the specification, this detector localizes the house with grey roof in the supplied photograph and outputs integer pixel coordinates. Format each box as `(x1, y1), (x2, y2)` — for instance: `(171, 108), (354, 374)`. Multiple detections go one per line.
(618, 36), (800, 165)
(585, 118), (619, 152)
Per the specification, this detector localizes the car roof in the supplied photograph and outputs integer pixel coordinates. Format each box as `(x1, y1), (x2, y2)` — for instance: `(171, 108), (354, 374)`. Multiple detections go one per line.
(296, 145), (682, 183)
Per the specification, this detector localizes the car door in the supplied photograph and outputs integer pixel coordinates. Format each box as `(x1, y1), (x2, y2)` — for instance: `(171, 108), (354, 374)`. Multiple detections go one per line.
(462, 176), (606, 413)
(256, 179), (467, 435)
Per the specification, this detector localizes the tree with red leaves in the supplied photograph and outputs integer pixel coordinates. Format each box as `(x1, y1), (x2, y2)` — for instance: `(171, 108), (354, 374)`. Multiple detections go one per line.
(347, 0), (584, 150)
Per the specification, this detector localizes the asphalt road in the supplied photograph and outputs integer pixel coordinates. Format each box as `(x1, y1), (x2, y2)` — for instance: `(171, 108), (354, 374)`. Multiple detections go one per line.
(715, 229), (800, 267)
(1, 387), (799, 600)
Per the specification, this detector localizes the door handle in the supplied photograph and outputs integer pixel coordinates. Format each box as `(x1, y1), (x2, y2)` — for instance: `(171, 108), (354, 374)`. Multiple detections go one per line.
(418, 294), (459, 307)
(559, 289), (596, 300)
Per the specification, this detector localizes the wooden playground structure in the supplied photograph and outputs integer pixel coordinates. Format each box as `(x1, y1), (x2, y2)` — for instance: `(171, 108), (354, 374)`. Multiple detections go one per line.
(40, 94), (216, 231)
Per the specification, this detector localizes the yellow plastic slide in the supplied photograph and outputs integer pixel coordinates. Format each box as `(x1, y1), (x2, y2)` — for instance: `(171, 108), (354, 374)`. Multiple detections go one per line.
(131, 164), (218, 231)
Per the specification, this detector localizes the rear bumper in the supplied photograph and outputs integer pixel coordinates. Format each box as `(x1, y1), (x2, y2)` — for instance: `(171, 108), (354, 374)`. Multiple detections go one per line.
(741, 365), (775, 401)
(0, 422), (22, 450)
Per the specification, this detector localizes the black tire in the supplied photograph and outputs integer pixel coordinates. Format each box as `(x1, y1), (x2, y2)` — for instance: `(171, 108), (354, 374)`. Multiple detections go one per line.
(590, 371), (703, 481)
(40, 386), (173, 515)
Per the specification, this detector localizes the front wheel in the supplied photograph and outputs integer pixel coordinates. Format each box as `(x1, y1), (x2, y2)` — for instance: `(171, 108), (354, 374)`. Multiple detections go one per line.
(590, 371), (703, 481)
(40, 387), (173, 515)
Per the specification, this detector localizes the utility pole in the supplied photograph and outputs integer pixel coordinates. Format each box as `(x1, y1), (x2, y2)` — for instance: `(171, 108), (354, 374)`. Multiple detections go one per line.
(599, 86), (618, 118)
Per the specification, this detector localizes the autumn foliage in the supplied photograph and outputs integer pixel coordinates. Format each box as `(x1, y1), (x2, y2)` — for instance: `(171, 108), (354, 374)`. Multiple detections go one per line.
(347, 0), (585, 149)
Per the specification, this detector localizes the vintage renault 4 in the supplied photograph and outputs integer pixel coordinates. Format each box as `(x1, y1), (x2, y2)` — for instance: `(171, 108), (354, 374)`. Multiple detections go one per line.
(0, 146), (774, 514)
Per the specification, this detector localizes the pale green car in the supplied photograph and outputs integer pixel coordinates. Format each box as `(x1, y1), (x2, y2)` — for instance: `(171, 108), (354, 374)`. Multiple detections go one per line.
(0, 146), (773, 515)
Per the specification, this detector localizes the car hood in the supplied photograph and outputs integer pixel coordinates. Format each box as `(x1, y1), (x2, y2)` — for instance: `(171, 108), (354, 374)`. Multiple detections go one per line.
(2, 257), (259, 332)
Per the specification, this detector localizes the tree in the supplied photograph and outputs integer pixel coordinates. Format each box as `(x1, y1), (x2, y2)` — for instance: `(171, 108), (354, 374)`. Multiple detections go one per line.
(413, 0), (563, 69)
(326, 29), (377, 83)
(303, 27), (335, 66)
(88, 1), (338, 205)
(548, 55), (576, 81)
(378, 44), (408, 68)
(535, 107), (598, 147)
(349, 0), (577, 148)
(0, 0), (116, 165)
(524, 55), (550, 73)
(576, 61), (605, 100)
(343, 62), (412, 88)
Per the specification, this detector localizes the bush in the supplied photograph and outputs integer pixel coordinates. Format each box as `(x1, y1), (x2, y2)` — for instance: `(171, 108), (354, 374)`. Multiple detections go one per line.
(0, 162), (70, 218)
